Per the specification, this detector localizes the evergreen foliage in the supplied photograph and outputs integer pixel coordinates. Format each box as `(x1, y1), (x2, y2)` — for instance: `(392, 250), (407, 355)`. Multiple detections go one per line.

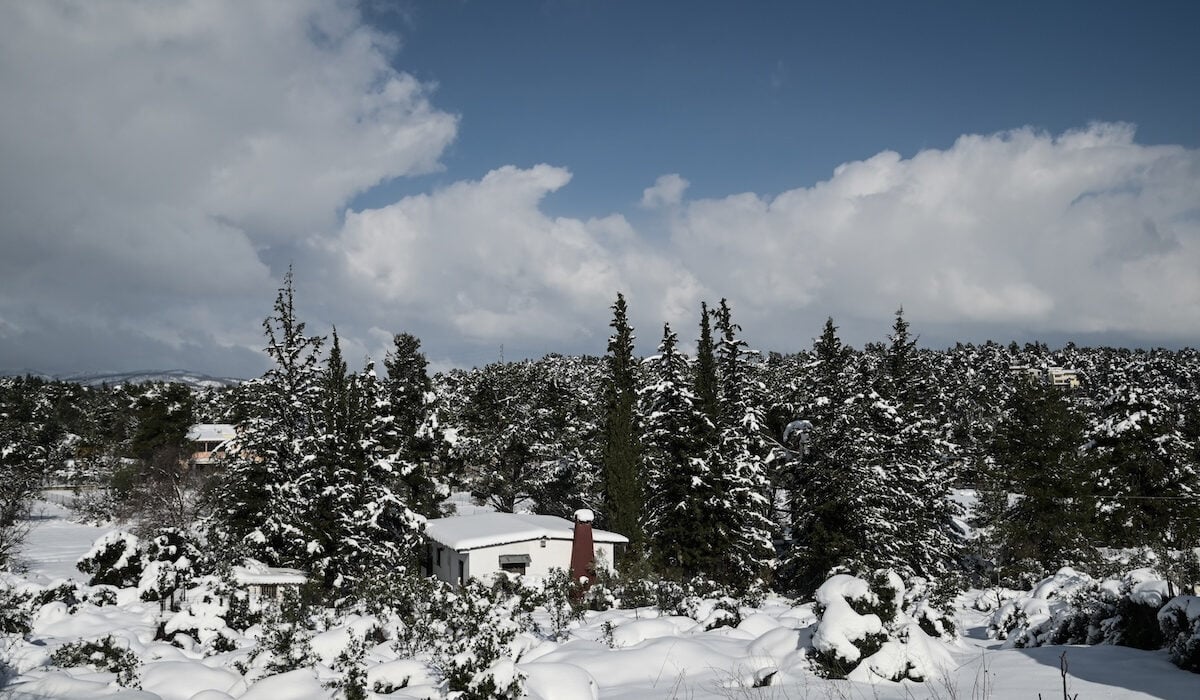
(707, 299), (775, 588)
(382, 333), (452, 519)
(639, 323), (715, 576)
(600, 293), (643, 555)
(984, 379), (1098, 584)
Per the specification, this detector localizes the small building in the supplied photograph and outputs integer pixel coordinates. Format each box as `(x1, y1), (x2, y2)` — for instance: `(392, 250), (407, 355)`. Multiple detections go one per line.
(423, 511), (628, 586)
(232, 559), (307, 602)
(1047, 367), (1082, 390)
(185, 423), (236, 468)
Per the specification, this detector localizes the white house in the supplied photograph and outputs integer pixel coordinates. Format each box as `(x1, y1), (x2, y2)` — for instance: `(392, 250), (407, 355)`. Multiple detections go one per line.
(423, 511), (628, 586)
(232, 559), (307, 602)
(185, 423), (237, 468)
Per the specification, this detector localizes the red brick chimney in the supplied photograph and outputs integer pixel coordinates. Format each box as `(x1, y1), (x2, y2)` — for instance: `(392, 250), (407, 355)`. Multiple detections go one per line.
(569, 508), (595, 588)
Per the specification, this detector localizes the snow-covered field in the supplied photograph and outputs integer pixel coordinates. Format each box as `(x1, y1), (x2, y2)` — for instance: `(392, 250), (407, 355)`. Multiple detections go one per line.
(1, 502), (1196, 699)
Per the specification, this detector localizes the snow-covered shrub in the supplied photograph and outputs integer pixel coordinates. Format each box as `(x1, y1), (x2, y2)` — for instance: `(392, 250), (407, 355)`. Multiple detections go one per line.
(239, 594), (318, 680)
(30, 581), (82, 609)
(326, 633), (370, 700)
(50, 635), (140, 687)
(809, 574), (889, 678)
(0, 585), (31, 635)
(994, 567), (1171, 650)
(540, 568), (586, 639)
(809, 571), (955, 683)
(76, 531), (143, 587)
(464, 658), (525, 700)
(1158, 596), (1200, 673)
(85, 586), (118, 606)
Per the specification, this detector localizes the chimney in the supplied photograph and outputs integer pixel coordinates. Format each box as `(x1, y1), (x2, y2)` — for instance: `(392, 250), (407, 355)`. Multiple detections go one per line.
(569, 508), (595, 588)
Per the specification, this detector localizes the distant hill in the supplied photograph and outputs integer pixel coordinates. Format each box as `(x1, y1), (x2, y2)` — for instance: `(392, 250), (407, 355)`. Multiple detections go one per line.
(0, 369), (243, 389)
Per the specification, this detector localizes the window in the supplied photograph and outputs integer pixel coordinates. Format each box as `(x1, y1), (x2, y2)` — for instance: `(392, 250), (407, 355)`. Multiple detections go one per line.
(498, 553), (531, 576)
(458, 560), (464, 585)
(436, 547), (443, 566)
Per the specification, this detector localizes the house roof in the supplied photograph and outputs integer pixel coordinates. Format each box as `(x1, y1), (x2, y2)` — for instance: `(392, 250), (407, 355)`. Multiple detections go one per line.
(424, 512), (630, 552)
(186, 423), (236, 443)
(232, 558), (307, 586)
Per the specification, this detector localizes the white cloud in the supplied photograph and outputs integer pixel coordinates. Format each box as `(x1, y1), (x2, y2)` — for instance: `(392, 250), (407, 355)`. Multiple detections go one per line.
(668, 123), (1200, 345)
(641, 174), (690, 209)
(338, 165), (702, 349)
(336, 123), (1200, 361)
(0, 0), (456, 373)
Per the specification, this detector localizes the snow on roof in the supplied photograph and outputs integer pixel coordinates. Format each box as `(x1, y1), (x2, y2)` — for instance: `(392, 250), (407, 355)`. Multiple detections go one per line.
(186, 423), (237, 443)
(232, 558), (307, 586)
(424, 512), (629, 551)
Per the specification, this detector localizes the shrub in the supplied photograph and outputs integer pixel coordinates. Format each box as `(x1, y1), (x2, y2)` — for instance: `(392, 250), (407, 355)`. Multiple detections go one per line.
(76, 531), (143, 587)
(50, 636), (139, 687)
(1158, 596), (1200, 673)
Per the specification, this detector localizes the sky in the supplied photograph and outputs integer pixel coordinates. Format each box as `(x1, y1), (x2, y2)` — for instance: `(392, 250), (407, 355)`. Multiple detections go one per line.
(1, 1), (1198, 378)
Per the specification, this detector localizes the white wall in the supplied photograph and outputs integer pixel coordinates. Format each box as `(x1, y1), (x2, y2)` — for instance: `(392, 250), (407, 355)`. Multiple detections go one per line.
(427, 537), (618, 586)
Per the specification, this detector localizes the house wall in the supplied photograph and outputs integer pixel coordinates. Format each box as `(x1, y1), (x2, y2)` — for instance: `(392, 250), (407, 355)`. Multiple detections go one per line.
(428, 541), (470, 585)
(427, 537), (618, 586)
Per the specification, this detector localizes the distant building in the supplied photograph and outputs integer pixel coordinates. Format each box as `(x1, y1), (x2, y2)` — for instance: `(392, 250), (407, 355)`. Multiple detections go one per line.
(1046, 367), (1082, 390)
(185, 423), (236, 468)
(1008, 365), (1082, 390)
(423, 510), (628, 586)
(232, 559), (307, 602)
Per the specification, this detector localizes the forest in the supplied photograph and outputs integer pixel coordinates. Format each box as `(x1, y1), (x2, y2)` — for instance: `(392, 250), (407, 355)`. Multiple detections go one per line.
(2, 275), (1199, 695)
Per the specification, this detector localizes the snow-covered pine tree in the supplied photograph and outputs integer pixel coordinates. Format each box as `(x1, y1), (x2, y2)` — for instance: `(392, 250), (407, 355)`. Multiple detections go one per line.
(693, 301), (720, 429)
(777, 319), (854, 595)
(871, 308), (962, 583)
(600, 293), (643, 557)
(458, 361), (563, 513)
(708, 299), (775, 589)
(639, 323), (716, 577)
(213, 270), (324, 568)
(1090, 372), (1200, 583)
(985, 377), (1097, 585)
(316, 353), (426, 595)
(382, 333), (452, 519)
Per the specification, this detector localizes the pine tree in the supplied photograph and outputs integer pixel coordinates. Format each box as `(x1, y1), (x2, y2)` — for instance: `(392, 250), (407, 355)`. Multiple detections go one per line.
(601, 293), (643, 556)
(1090, 376), (1200, 582)
(694, 301), (720, 429)
(708, 299), (775, 588)
(383, 333), (451, 519)
(640, 323), (715, 576)
(214, 269), (325, 568)
(986, 378), (1097, 585)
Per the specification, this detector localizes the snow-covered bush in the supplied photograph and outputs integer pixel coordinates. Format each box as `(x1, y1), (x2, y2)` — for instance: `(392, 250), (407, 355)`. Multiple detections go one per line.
(76, 531), (143, 587)
(1158, 595), (1200, 673)
(49, 635), (140, 687)
(809, 571), (955, 683)
(239, 588), (318, 680)
(992, 567), (1172, 650)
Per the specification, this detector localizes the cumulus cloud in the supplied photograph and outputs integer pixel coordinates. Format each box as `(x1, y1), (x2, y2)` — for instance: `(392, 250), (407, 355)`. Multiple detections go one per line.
(641, 173), (690, 209)
(667, 123), (1200, 347)
(336, 123), (1199, 362)
(337, 165), (701, 353)
(0, 0), (456, 374)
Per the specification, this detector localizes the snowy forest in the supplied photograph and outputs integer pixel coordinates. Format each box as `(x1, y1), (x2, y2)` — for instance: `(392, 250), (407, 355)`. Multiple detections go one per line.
(2, 275), (1199, 698)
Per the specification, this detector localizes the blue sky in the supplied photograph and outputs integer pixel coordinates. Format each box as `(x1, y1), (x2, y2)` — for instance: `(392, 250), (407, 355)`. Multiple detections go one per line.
(354, 1), (1200, 216)
(0, 1), (1198, 377)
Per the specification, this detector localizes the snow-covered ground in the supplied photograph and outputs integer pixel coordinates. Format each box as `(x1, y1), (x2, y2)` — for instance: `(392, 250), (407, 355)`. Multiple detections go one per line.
(2, 502), (1196, 699)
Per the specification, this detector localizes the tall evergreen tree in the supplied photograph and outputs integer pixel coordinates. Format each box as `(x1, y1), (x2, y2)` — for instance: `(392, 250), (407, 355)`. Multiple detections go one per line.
(383, 333), (451, 519)
(1090, 377), (1200, 586)
(694, 301), (720, 428)
(601, 293), (643, 556)
(214, 269), (324, 567)
(640, 323), (715, 576)
(984, 378), (1097, 585)
(708, 299), (775, 588)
